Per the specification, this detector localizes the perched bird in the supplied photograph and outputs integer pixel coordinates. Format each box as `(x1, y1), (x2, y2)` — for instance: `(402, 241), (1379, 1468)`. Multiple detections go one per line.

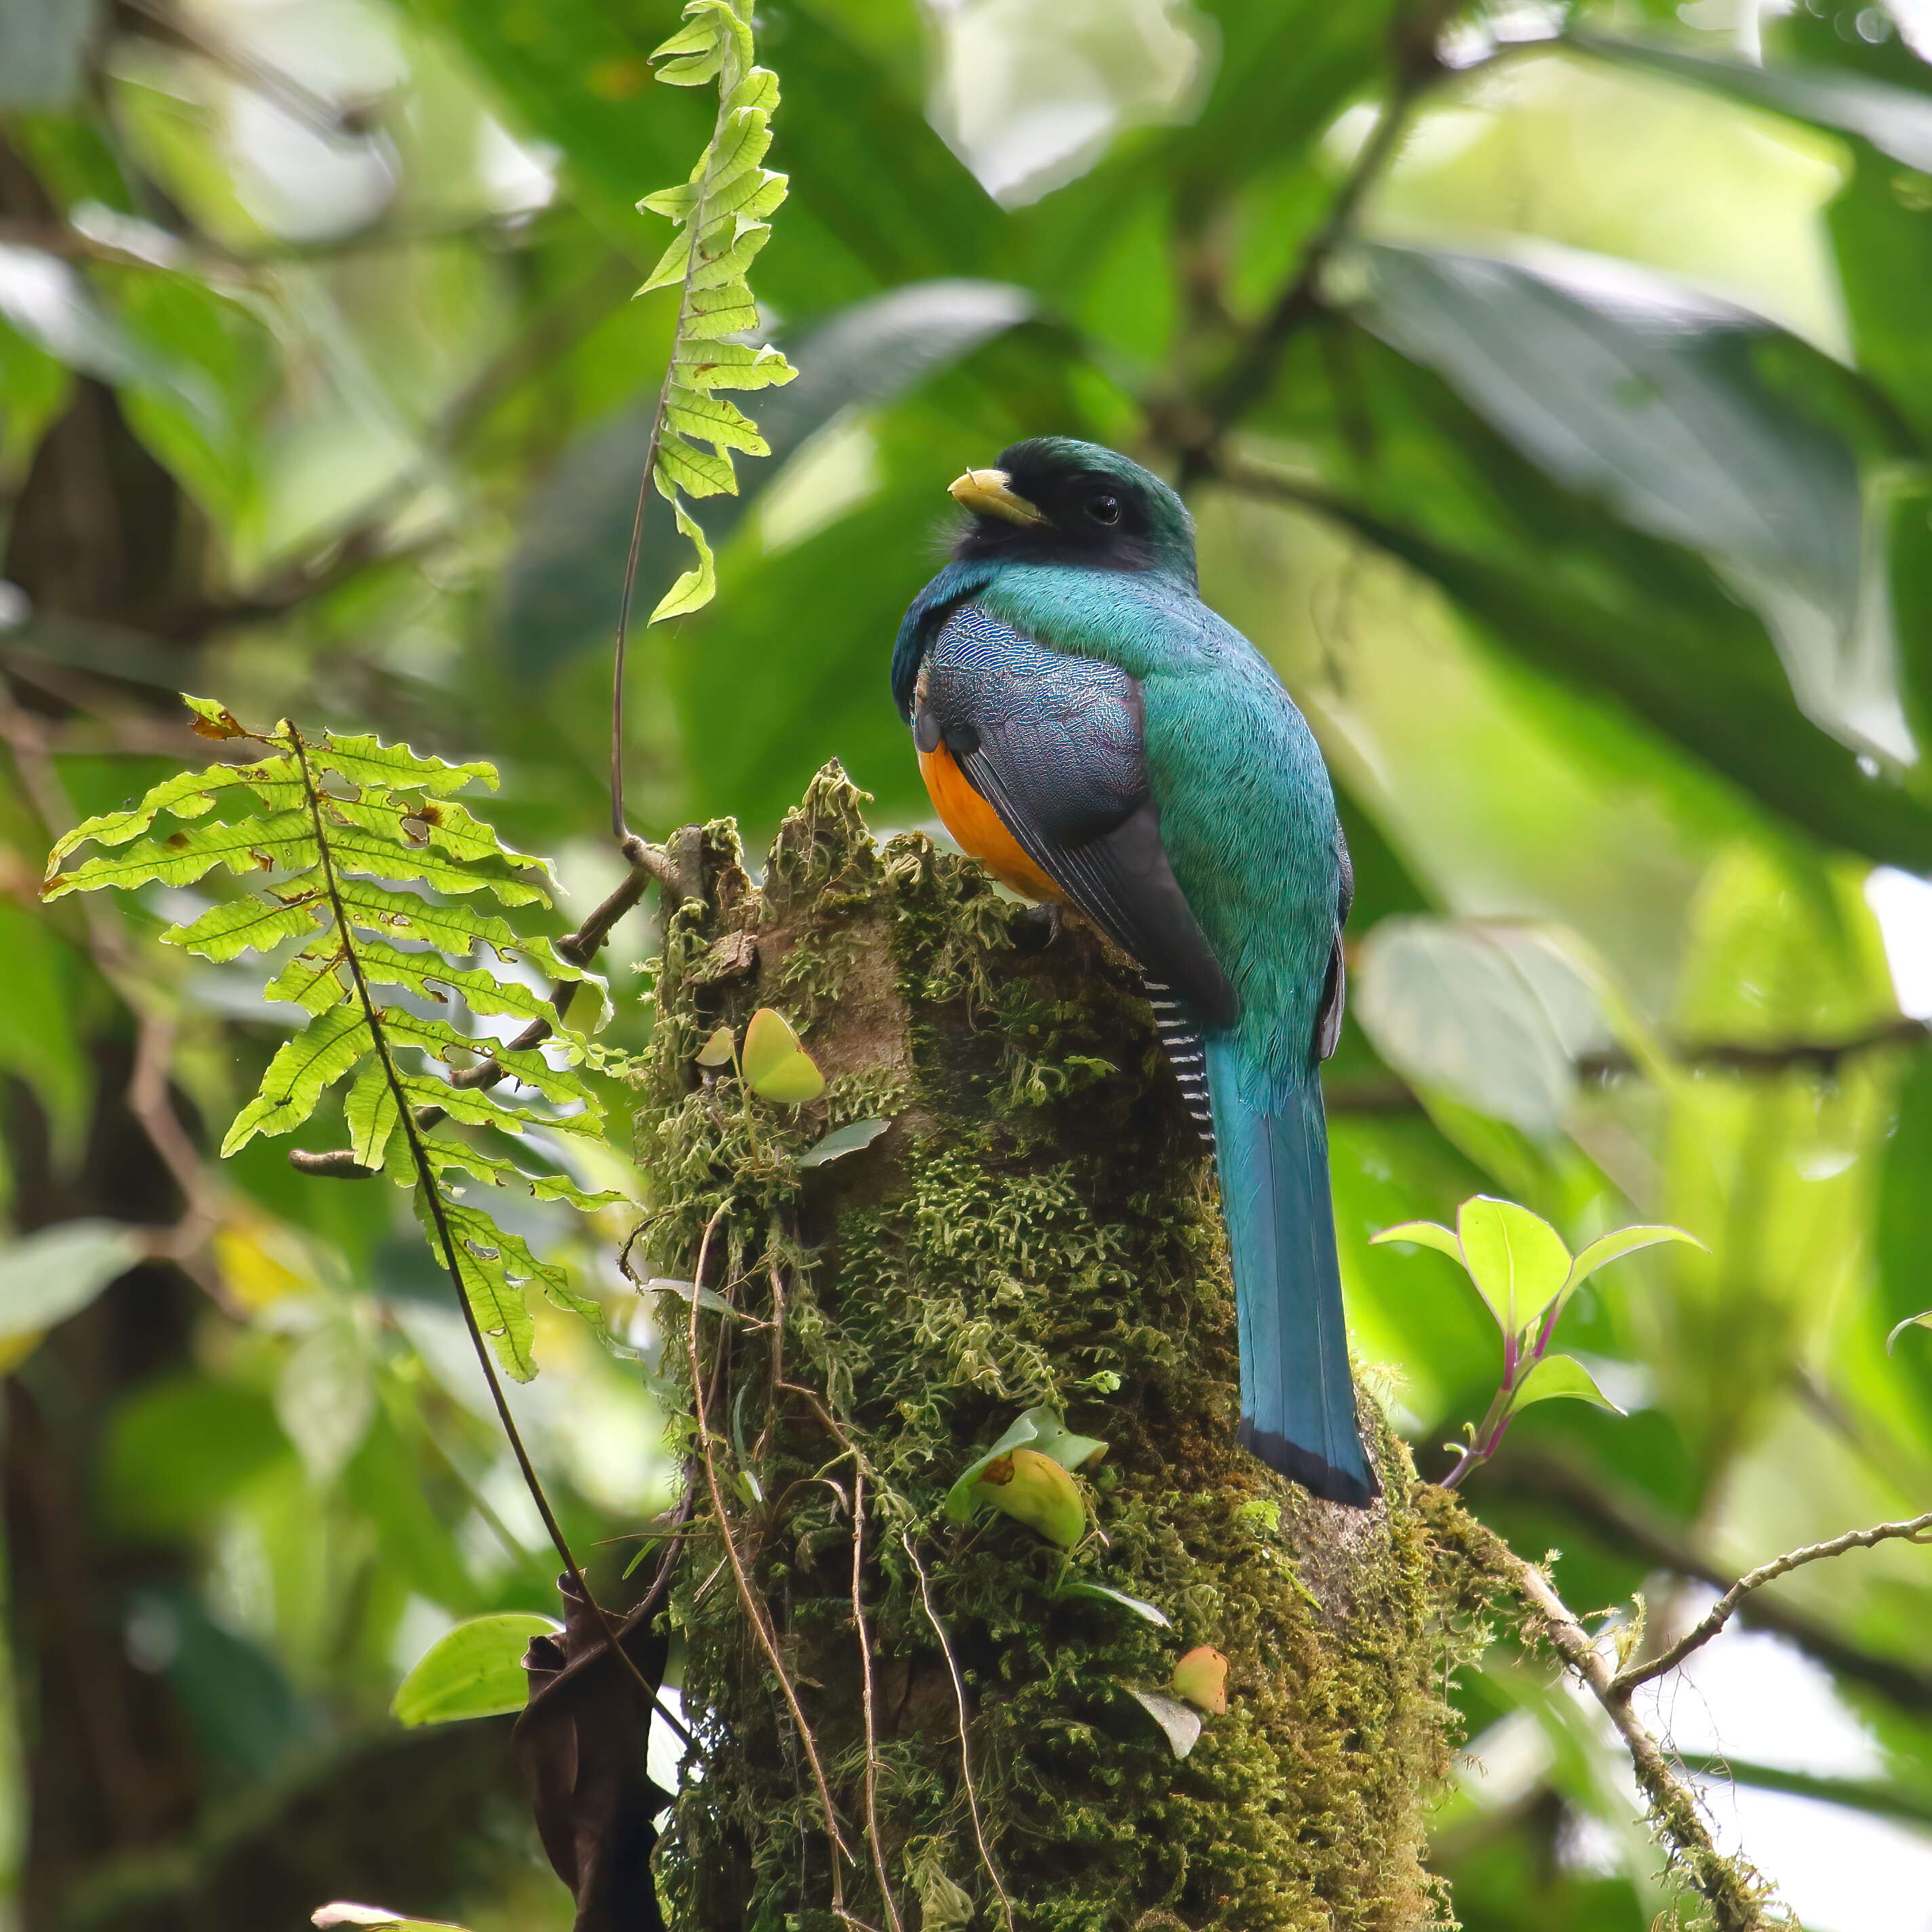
(891, 437), (1376, 1507)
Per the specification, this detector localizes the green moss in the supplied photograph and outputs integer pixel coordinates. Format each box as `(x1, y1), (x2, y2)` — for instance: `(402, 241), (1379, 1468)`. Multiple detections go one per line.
(636, 766), (1465, 1932)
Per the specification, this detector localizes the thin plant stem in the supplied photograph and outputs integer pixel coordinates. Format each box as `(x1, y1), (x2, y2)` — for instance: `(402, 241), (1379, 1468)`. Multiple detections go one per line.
(901, 1530), (1016, 1932)
(850, 1472), (905, 1932)
(683, 1206), (855, 1888)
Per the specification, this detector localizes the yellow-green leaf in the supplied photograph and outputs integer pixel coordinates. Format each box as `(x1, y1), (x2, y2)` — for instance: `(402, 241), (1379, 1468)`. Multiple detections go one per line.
(391, 1612), (559, 1725)
(665, 385), (768, 456)
(741, 1006), (823, 1101)
(1457, 1196), (1571, 1335)
(972, 1446), (1086, 1547)
(650, 500), (717, 623)
(695, 1023), (736, 1066)
(1507, 1352), (1626, 1417)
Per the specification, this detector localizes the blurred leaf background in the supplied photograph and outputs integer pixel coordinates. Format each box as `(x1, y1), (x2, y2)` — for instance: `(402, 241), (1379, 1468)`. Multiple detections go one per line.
(4, 0), (1932, 1927)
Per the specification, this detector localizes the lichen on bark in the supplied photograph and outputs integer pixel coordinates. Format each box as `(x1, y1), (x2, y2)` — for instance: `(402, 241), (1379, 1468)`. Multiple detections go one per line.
(631, 764), (1470, 1931)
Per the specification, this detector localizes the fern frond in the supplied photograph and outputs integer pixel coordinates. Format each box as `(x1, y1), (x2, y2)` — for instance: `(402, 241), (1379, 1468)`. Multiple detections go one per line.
(43, 696), (623, 1381)
(636, 0), (798, 625)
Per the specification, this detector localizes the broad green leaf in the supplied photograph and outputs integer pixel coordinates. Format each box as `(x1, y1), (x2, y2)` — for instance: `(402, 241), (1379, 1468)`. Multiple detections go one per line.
(1457, 1197), (1571, 1335)
(323, 795), (552, 884)
(162, 885), (324, 962)
(650, 500), (717, 623)
(946, 1405), (1105, 1522)
(390, 1613), (560, 1725)
(319, 819), (551, 907)
(44, 810), (315, 900)
(1573, 31), (1932, 175)
(378, 1008), (597, 1113)
(970, 1446), (1085, 1547)
(796, 1117), (890, 1168)
(263, 941), (351, 1014)
(741, 1006), (823, 1102)
(679, 282), (762, 342)
(419, 1139), (627, 1217)
(672, 338), (796, 393)
(1507, 1353), (1627, 1418)
(1056, 1579), (1170, 1627)
(221, 1006), (372, 1154)
(1128, 1687), (1202, 1760)
(0, 1219), (144, 1341)
(1354, 242), (1864, 707)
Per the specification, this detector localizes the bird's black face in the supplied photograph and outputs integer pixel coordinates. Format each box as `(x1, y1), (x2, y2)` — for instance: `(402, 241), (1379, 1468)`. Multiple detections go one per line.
(947, 437), (1196, 580)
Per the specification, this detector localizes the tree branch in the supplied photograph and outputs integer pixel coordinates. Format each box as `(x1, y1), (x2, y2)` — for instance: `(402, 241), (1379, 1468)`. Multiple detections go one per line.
(1486, 1455), (1932, 1712)
(1421, 1488), (1776, 1932)
(1614, 1510), (1932, 1695)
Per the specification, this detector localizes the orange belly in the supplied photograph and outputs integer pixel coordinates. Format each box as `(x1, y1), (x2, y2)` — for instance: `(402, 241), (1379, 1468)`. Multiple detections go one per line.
(918, 741), (1065, 903)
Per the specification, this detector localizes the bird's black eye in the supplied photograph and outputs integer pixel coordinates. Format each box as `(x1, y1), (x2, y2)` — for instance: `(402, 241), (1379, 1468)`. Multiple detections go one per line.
(1086, 492), (1121, 526)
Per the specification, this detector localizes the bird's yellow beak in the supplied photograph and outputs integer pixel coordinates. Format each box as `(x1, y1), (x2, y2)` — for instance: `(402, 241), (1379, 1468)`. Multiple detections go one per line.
(948, 468), (1047, 527)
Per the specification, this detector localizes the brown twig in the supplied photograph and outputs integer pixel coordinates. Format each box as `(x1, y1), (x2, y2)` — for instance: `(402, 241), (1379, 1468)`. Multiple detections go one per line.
(682, 1207), (856, 1889)
(1424, 1491), (1775, 1931)
(1486, 1453), (1932, 1711)
(900, 1530), (1016, 1932)
(1, 690), (239, 1312)
(1615, 1510), (1932, 1695)
(850, 1472), (905, 1932)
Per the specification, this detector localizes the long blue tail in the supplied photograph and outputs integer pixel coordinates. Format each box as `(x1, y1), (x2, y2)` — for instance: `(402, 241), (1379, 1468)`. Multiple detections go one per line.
(1206, 1041), (1377, 1507)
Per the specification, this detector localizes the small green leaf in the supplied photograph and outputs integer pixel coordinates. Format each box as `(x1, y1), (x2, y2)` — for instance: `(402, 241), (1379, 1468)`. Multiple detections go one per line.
(391, 1612), (560, 1725)
(1887, 1312), (1932, 1354)
(654, 429), (739, 499)
(1564, 1223), (1704, 1298)
(1172, 1644), (1229, 1714)
(1368, 1220), (1463, 1261)
(650, 500), (717, 623)
(221, 1006), (372, 1154)
(182, 693), (256, 741)
(419, 1195), (546, 1382)
(311, 732), (498, 797)
(1128, 1687), (1202, 1760)
(972, 1446), (1086, 1547)
(1457, 1196), (1572, 1334)
(1507, 1353), (1627, 1417)
(741, 1007), (823, 1102)
(694, 1024), (736, 1066)
(945, 1404), (1107, 1521)
(1057, 1579), (1170, 1627)
(162, 886), (323, 962)
(797, 1118), (890, 1168)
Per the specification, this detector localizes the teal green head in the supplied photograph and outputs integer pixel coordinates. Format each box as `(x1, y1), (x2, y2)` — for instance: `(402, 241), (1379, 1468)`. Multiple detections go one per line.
(947, 437), (1196, 585)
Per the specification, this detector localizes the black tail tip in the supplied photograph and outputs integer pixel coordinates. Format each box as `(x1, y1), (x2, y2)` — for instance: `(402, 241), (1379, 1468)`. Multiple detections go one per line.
(1240, 1421), (1380, 1510)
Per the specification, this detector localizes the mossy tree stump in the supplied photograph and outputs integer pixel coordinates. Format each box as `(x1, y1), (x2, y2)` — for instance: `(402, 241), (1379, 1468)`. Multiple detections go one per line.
(635, 766), (1459, 1931)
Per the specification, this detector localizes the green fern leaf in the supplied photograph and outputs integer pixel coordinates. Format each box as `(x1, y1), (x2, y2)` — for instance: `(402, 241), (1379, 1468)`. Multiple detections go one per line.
(163, 884), (325, 961)
(655, 431), (740, 500)
(665, 385), (768, 456)
(221, 1005), (372, 1154)
(672, 340), (796, 393)
(48, 695), (627, 1384)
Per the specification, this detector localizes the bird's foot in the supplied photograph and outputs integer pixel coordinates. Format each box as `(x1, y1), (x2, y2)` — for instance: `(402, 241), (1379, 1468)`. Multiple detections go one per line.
(1012, 901), (1063, 952)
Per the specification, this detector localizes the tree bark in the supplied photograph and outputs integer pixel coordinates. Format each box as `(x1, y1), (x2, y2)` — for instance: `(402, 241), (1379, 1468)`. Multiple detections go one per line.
(634, 766), (1463, 1931)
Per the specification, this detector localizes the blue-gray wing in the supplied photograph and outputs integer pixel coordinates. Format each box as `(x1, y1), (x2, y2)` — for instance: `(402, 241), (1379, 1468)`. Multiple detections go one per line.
(915, 604), (1237, 1028)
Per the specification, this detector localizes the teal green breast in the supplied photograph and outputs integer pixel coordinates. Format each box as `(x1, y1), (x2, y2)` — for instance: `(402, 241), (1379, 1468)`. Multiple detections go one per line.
(972, 564), (1339, 1091)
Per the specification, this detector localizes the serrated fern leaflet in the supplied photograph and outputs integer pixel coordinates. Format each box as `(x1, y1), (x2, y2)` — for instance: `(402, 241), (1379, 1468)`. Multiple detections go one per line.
(42, 695), (624, 1381)
(638, 0), (797, 631)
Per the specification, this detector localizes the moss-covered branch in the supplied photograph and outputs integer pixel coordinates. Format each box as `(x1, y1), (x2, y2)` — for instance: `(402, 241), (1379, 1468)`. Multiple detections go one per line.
(629, 766), (1461, 1929)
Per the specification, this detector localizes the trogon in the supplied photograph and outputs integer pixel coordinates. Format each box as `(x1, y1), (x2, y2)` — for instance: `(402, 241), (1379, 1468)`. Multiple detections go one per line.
(891, 437), (1377, 1507)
